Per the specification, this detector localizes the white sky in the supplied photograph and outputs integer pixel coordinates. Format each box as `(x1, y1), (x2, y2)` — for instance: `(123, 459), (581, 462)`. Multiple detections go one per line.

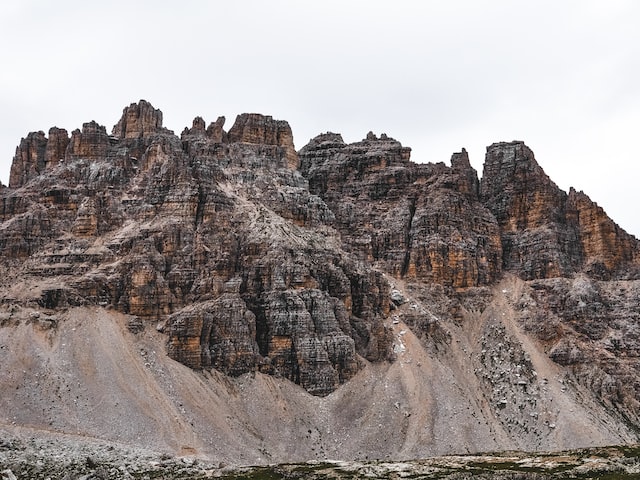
(1, 1), (639, 235)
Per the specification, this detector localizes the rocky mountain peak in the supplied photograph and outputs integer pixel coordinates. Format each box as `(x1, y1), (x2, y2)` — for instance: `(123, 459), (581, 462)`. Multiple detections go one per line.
(300, 133), (500, 288)
(206, 116), (227, 142)
(1, 101), (640, 462)
(479, 140), (637, 279)
(450, 148), (479, 198)
(67, 121), (110, 161)
(227, 113), (299, 169)
(8, 130), (48, 188)
(112, 99), (165, 139)
(188, 116), (207, 136)
(181, 115), (227, 146)
(480, 140), (560, 229)
(450, 147), (470, 168)
(0, 101), (393, 397)
(45, 127), (70, 168)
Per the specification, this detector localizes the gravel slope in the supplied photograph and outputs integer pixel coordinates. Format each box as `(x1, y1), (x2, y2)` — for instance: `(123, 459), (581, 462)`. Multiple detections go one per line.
(0, 275), (634, 465)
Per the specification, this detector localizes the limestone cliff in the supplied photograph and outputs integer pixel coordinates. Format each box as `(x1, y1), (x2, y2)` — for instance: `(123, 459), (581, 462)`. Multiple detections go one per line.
(480, 141), (638, 279)
(1, 101), (639, 461)
(0, 101), (392, 397)
(299, 134), (502, 288)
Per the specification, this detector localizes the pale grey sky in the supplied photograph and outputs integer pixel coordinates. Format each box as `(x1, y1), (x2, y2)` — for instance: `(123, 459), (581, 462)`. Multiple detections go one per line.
(1, 1), (639, 235)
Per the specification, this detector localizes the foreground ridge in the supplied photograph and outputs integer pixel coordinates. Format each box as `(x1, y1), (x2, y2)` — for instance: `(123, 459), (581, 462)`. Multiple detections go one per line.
(0, 100), (638, 463)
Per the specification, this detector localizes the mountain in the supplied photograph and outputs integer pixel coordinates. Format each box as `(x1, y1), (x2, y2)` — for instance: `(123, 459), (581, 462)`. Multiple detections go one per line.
(0, 100), (638, 464)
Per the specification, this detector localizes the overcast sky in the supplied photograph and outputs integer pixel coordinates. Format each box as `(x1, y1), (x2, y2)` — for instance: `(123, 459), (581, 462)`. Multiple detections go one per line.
(1, 1), (639, 235)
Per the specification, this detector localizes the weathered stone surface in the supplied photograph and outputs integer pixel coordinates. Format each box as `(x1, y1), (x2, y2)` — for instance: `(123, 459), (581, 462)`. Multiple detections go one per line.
(227, 113), (299, 169)
(167, 295), (259, 373)
(0, 101), (393, 396)
(44, 127), (69, 169)
(72, 197), (98, 237)
(207, 116), (226, 142)
(1, 100), (639, 419)
(481, 142), (565, 231)
(481, 141), (638, 279)
(300, 134), (502, 288)
(66, 121), (111, 161)
(566, 187), (637, 276)
(517, 275), (640, 424)
(112, 99), (164, 139)
(480, 141), (575, 279)
(0, 205), (53, 258)
(189, 116), (207, 136)
(9, 131), (48, 188)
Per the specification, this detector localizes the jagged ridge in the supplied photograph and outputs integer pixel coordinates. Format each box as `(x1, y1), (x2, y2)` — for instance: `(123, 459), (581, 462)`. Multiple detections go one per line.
(1, 100), (639, 462)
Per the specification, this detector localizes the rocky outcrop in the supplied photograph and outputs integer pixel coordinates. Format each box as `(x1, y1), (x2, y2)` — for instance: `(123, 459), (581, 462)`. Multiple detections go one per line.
(206, 116), (227, 143)
(44, 127), (69, 169)
(0, 101), (392, 397)
(481, 141), (638, 279)
(66, 121), (111, 161)
(517, 275), (640, 424)
(9, 131), (48, 188)
(480, 141), (575, 279)
(228, 113), (299, 169)
(112, 99), (164, 139)
(566, 187), (637, 276)
(299, 133), (502, 288)
(168, 294), (259, 373)
(1, 100), (639, 422)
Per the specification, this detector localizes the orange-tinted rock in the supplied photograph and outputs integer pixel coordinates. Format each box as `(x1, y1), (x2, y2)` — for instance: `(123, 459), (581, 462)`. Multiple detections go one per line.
(567, 187), (637, 275)
(9, 131), (48, 188)
(300, 134), (502, 288)
(481, 142), (566, 231)
(66, 121), (110, 161)
(227, 113), (299, 169)
(0, 102), (391, 396)
(0, 206), (54, 257)
(183, 116), (206, 137)
(481, 141), (638, 279)
(206, 116), (226, 142)
(112, 99), (164, 139)
(72, 197), (98, 237)
(44, 127), (69, 169)
(3, 100), (639, 405)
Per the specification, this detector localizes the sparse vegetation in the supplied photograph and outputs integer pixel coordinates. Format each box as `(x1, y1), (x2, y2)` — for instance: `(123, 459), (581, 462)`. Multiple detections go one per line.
(1, 431), (639, 480)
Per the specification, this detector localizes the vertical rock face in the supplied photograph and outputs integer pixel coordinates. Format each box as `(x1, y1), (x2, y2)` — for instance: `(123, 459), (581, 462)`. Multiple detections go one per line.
(300, 134), (502, 288)
(566, 187), (637, 276)
(450, 148), (479, 198)
(227, 113), (299, 169)
(44, 127), (69, 169)
(66, 121), (111, 161)
(480, 141), (637, 279)
(167, 295), (260, 374)
(481, 142), (565, 231)
(181, 116), (228, 145)
(207, 116), (226, 142)
(9, 131), (48, 188)
(0, 101), (392, 397)
(2, 99), (639, 424)
(112, 99), (164, 139)
(184, 116), (207, 137)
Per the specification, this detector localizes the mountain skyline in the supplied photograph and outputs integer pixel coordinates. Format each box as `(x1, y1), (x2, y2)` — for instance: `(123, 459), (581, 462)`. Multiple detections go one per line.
(1, 1), (639, 235)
